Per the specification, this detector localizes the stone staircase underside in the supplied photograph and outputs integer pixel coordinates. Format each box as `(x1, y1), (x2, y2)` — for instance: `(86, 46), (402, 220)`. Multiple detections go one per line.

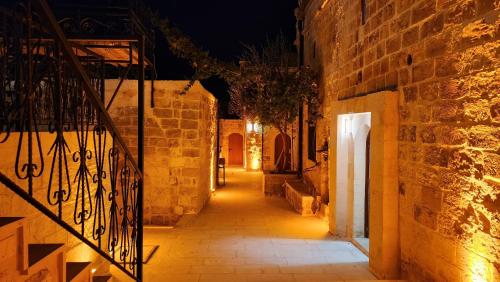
(0, 217), (113, 282)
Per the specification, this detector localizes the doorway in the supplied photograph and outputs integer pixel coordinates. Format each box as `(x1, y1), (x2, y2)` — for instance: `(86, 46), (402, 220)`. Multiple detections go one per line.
(228, 133), (244, 166)
(331, 91), (400, 278)
(353, 127), (371, 254)
(274, 133), (291, 171)
(336, 113), (371, 254)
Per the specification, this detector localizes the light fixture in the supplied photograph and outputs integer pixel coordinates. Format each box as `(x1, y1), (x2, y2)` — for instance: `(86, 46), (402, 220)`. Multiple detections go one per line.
(246, 121), (261, 133)
(246, 121), (253, 133)
(344, 117), (352, 135)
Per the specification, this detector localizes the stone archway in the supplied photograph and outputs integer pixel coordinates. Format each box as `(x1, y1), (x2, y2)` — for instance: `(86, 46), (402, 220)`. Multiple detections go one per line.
(329, 91), (399, 279)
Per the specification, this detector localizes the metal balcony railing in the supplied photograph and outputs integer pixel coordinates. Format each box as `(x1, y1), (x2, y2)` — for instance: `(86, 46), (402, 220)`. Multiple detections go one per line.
(0, 0), (145, 280)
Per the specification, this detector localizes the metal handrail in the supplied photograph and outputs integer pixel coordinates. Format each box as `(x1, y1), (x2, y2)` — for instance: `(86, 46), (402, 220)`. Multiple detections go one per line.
(0, 0), (144, 280)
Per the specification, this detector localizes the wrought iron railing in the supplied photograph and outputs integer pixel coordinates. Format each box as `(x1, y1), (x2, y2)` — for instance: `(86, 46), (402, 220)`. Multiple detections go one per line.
(50, 0), (155, 65)
(0, 0), (143, 280)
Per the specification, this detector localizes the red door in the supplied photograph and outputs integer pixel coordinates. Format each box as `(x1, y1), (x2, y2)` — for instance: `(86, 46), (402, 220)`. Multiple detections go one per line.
(228, 133), (243, 166)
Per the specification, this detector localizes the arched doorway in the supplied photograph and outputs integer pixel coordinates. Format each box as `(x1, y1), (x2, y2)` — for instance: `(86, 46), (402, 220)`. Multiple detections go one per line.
(228, 133), (244, 166)
(274, 133), (291, 171)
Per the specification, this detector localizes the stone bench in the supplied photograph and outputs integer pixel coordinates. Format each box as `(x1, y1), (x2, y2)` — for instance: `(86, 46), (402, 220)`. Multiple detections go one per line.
(284, 180), (315, 216)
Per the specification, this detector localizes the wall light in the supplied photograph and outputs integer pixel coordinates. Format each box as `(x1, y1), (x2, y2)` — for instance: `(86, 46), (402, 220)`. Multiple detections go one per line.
(344, 117), (352, 136)
(246, 121), (254, 133)
(246, 121), (261, 133)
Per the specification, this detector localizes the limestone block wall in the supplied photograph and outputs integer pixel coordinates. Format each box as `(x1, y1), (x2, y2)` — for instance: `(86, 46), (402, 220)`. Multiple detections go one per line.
(300, 0), (499, 280)
(106, 80), (217, 225)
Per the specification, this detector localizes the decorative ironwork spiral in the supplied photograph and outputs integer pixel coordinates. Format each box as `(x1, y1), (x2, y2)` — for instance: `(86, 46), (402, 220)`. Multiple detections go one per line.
(92, 124), (107, 244)
(0, 2), (143, 280)
(73, 98), (93, 234)
(108, 145), (120, 258)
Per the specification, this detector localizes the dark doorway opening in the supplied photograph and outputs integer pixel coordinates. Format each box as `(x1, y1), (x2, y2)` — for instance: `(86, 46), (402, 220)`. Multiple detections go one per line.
(364, 131), (371, 238)
(274, 133), (291, 171)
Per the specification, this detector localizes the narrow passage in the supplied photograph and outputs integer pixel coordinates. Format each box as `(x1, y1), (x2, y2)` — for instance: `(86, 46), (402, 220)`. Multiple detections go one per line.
(143, 168), (377, 282)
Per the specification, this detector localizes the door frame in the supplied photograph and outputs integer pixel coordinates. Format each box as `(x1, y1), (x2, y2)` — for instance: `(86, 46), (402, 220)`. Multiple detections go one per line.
(228, 133), (244, 166)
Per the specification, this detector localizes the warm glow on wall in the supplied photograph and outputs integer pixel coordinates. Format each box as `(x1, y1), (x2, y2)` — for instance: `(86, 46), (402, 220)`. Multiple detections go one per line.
(343, 116), (352, 136)
(251, 158), (260, 170)
(469, 252), (490, 282)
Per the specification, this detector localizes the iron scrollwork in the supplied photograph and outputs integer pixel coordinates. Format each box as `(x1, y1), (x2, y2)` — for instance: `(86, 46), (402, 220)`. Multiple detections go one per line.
(0, 1), (141, 280)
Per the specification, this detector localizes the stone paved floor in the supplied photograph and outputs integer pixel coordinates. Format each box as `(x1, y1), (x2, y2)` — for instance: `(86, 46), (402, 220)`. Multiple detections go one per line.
(143, 168), (378, 282)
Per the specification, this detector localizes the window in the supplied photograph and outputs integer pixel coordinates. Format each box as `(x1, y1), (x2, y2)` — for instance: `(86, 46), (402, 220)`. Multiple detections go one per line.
(361, 0), (367, 25)
(308, 123), (317, 161)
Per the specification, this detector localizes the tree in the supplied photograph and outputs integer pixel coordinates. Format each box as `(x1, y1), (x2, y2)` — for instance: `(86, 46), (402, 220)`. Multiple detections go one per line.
(229, 35), (320, 171)
(147, 9), (239, 93)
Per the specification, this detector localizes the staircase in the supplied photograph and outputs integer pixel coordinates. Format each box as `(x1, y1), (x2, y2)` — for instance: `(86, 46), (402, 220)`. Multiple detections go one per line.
(0, 0), (151, 281)
(0, 217), (113, 281)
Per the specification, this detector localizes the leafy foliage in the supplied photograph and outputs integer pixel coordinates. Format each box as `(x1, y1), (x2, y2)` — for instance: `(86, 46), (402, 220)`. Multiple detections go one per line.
(229, 35), (320, 134)
(229, 35), (320, 171)
(147, 9), (239, 93)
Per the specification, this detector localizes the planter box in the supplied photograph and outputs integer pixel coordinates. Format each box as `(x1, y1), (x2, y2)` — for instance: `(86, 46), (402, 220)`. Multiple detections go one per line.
(284, 180), (315, 216)
(262, 171), (299, 196)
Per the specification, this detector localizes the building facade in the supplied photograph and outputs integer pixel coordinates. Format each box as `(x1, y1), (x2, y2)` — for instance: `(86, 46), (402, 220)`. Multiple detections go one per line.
(297, 0), (499, 281)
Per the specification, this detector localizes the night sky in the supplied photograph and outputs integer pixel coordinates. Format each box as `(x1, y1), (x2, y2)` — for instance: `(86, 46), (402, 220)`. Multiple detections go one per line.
(144, 0), (298, 118)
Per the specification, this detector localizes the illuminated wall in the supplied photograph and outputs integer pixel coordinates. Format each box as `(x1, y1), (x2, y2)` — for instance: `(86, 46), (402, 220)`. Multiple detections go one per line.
(245, 120), (263, 171)
(299, 0), (499, 280)
(107, 80), (218, 225)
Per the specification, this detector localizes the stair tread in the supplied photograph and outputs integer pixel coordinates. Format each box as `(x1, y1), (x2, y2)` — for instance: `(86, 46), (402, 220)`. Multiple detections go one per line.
(0, 217), (23, 228)
(66, 262), (91, 282)
(28, 243), (64, 267)
(93, 275), (112, 282)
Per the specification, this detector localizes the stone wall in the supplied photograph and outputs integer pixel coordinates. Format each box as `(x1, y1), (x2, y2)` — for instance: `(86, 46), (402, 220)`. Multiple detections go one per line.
(107, 80), (217, 225)
(299, 0), (499, 280)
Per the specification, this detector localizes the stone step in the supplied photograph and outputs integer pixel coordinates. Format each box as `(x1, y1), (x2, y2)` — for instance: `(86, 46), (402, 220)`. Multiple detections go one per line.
(28, 243), (64, 267)
(66, 262), (92, 282)
(93, 275), (112, 282)
(0, 217), (28, 273)
(0, 217), (24, 229)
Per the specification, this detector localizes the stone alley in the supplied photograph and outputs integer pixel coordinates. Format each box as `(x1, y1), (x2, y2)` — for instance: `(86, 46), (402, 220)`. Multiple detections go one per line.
(142, 168), (378, 282)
